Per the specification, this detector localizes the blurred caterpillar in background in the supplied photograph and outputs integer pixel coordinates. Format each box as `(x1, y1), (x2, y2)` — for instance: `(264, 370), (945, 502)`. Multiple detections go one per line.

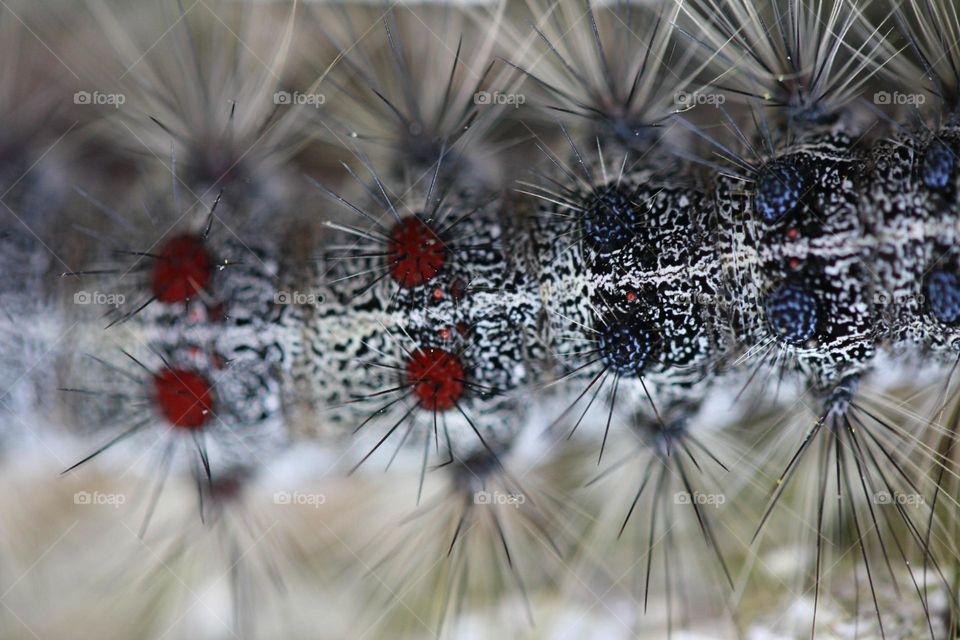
(4, 0), (960, 638)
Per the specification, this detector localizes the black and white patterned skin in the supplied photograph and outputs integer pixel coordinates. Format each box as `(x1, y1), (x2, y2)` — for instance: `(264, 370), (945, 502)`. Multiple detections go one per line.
(0, 152), (75, 438)
(202, 237), (300, 447)
(266, 121), (960, 462)
(0, 228), (60, 428)
(299, 189), (542, 458)
(65, 233), (299, 467)
(864, 122), (960, 355)
(532, 165), (728, 417)
(715, 133), (877, 391)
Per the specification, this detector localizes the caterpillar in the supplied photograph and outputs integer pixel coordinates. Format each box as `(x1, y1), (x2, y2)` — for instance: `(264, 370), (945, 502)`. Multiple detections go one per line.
(5, 0), (960, 638)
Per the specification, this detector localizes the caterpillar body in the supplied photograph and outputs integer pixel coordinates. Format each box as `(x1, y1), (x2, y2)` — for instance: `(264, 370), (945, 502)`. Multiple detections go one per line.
(5, 0), (960, 638)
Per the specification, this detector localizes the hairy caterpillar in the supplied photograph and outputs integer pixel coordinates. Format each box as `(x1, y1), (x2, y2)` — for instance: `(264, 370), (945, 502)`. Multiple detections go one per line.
(5, 0), (960, 638)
